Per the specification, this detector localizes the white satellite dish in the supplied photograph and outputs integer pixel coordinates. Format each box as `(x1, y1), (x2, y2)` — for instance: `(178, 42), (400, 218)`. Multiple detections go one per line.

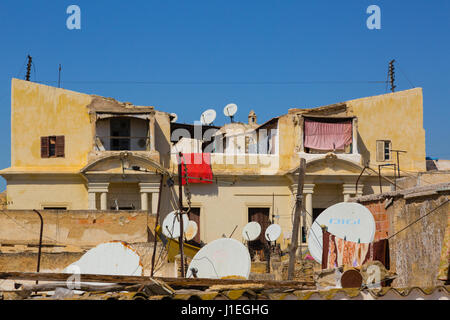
(307, 202), (376, 264)
(162, 211), (189, 239)
(200, 109), (216, 125)
(265, 224), (282, 242)
(242, 221), (261, 241)
(170, 113), (178, 123)
(185, 220), (198, 241)
(186, 238), (251, 279)
(223, 103), (238, 122)
(64, 241), (143, 277)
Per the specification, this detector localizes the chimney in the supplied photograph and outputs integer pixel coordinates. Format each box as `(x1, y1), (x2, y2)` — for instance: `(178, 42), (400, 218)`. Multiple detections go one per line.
(248, 110), (257, 125)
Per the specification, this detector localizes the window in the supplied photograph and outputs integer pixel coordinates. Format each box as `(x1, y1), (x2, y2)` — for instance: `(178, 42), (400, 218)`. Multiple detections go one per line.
(43, 207), (67, 210)
(110, 118), (131, 150)
(376, 140), (392, 161)
(41, 136), (65, 158)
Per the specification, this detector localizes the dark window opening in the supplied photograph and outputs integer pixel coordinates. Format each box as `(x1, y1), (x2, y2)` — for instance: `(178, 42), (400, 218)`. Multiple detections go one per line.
(248, 208), (271, 261)
(43, 207), (67, 210)
(110, 118), (131, 150)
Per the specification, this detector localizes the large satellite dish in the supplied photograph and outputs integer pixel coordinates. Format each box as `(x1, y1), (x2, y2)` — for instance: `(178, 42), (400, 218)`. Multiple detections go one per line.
(170, 113), (178, 123)
(307, 202), (376, 264)
(265, 224), (282, 242)
(223, 103), (238, 123)
(185, 220), (198, 241)
(200, 109), (216, 125)
(242, 221), (261, 241)
(162, 211), (189, 239)
(186, 238), (251, 279)
(64, 241), (143, 277)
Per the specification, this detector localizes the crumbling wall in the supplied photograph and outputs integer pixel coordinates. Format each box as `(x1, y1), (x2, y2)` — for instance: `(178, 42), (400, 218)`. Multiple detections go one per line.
(388, 195), (448, 287)
(0, 210), (155, 247)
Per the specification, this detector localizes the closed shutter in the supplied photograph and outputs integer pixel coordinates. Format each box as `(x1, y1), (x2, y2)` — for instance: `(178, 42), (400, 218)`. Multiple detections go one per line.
(41, 137), (49, 158)
(376, 140), (385, 162)
(55, 136), (65, 157)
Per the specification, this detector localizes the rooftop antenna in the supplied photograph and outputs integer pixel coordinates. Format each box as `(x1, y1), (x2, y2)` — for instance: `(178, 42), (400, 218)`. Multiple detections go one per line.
(58, 64), (62, 88)
(200, 109), (216, 126)
(25, 55), (32, 81)
(223, 103), (238, 123)
(388, 59), (396, 92)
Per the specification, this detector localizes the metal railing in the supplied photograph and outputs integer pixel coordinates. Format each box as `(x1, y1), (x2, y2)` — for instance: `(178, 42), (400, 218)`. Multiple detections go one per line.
(95, 136), (150, 151)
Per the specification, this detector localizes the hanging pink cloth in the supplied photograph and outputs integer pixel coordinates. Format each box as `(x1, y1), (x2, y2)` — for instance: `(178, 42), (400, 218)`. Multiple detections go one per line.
(304, 119), (352, 150)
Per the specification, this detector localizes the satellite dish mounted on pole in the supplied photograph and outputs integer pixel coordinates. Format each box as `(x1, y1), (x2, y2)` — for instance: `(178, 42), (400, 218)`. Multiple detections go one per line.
(200, 109), (216, 126)
(223, 103), (238, 123)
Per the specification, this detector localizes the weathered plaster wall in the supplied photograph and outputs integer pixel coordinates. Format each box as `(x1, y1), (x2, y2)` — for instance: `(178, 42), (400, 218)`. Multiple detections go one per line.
(5, 174), (88, 210)
(10, 78), (93, 169)
(0, 210), (153, 247)
(347, 88), (426, 172)
(388, 195), (448, 287)
(355, 187), (449, 287)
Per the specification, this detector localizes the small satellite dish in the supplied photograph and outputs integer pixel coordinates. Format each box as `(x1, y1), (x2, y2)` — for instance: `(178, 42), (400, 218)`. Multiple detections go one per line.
(307, 202), (376, 264)
(242, 221), (261, 241)
(223, 103), (238, 123)
(170, 113), (178, 123)
(162, 211), (189, 239)
(200, 109), (216, 125)
(265, 224), (282, 242)
(186, 238), (251, 279)
(185, 220), (198, 241)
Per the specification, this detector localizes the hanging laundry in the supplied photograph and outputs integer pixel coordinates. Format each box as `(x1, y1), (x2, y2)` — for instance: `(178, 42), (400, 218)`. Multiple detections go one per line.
(321, 229), (389, 270)
(178, 153), (213, 185)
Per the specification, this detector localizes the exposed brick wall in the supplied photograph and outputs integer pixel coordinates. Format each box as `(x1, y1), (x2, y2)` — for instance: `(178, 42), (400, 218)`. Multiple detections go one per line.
(363, 200), (389, 241)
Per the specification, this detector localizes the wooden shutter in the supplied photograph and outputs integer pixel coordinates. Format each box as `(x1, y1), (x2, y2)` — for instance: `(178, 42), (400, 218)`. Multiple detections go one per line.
(40, 137), (49, 158)
(55, 136), (65, 157)
(376, 140), (385, 162)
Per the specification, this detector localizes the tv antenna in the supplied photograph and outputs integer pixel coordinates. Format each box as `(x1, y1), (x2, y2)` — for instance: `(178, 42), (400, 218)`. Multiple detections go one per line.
(200, 109), (216, 125)
(223, 103), (238, 123)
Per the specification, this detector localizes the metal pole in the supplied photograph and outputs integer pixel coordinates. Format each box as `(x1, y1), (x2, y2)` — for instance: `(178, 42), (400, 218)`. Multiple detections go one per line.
(178, 152), (185, 277)
(32, 209), (43, 285)
(378, 165), (382, 194)
(150, 174), (164, 277)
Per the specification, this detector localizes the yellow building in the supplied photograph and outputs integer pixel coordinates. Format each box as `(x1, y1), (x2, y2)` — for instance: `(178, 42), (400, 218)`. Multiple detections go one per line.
(1, 79), (426, 251)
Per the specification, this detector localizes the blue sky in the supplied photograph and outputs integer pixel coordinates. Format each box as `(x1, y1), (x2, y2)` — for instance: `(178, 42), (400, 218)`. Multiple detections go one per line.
(0, 0), (449, 189)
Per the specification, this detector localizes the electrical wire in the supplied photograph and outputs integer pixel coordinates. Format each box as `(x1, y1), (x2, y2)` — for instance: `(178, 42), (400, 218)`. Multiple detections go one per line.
(37, 79), (388, 86)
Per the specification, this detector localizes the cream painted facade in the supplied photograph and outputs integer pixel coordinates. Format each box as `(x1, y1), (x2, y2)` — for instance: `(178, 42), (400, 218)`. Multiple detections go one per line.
(1, 79), (426, 250)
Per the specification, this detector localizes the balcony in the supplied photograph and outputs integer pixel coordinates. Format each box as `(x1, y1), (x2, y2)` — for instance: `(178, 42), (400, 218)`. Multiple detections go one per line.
(95, 135), (150, 151)
(298, 116), (362, 165)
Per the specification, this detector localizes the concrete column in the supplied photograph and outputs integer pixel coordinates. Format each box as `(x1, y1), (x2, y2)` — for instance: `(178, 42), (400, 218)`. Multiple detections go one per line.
(140, 192), (149, 211)
(303, 184), (315, 231)
(100, 192), (108, 210)
(151, 192), (159, 214)
(87, 182), (109, 210)
(291, 182), (315, 245)
(352, 118), (359, 154)
(88, 192), (97, 210)
(342, 183), (363, 201)
(139, 182), (160, 213)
